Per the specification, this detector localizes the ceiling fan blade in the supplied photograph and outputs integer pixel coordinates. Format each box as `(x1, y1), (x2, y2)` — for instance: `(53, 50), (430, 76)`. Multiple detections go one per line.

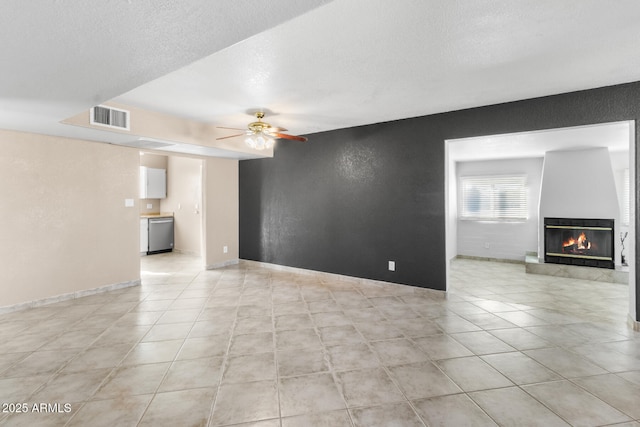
(217, 126), (247, 131)
(269, 126), (288, 132)
(216, 133), (246, 140)
(271, 132), (308, 142)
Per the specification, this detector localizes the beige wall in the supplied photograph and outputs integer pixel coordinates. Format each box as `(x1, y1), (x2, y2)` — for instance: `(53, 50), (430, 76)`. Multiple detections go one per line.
(161, 156), (203, 255)
(0, 130), (140, 308)
(203, 158), (239, 268)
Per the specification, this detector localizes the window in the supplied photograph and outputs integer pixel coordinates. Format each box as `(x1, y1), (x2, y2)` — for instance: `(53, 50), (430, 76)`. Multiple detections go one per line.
(459, 175), (528, 220)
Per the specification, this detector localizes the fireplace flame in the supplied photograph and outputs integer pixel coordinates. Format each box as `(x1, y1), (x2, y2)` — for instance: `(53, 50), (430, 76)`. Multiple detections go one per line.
(563, 232), (591, 250)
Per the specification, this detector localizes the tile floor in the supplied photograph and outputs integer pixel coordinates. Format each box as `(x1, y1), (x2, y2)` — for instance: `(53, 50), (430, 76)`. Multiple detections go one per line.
(0, 254), (638, 426)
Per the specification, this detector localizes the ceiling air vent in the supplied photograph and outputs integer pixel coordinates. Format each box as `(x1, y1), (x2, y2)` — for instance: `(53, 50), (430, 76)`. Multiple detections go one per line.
(90, 105), (130, 131)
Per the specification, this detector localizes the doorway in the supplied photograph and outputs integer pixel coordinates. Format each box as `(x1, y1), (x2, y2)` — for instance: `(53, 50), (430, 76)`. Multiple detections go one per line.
(140, 152), (205, 269)
(444, 121), (636, 324)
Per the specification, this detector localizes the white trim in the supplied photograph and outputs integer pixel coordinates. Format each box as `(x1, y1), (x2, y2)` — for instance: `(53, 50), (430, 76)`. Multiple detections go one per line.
(0, 279), (141, 314)
(629, 313), (640, 331)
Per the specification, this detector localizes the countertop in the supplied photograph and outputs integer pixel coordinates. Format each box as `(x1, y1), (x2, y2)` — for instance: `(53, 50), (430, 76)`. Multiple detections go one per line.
(140, 212), (174, 219)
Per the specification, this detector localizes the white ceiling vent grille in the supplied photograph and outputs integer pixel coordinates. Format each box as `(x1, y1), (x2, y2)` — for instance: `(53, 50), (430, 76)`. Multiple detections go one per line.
(90, 105), (130, 131)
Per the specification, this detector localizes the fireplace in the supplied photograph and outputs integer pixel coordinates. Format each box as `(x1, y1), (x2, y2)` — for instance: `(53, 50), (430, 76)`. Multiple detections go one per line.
(544, 218), (614, 269)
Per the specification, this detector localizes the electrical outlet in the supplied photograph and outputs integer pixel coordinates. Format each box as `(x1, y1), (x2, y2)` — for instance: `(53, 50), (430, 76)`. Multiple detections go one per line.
(223, 246), (228, 254)
(484, 242), (490, 249)
(146, 203), (152, 209)
(388, 261), (395, 271)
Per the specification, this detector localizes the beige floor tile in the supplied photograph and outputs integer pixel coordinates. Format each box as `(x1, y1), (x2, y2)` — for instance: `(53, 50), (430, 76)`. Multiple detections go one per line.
(94, 362), (170, 398)
(387, 360), (461, 399)
(319, 324), (364, 345)
(0, 351), (29, 374)
(223, 352), (276, 384)
(370, 338), (429, 366)
(354, 320), (404, 341)
(570, 342), (640, 372)
(67, 394), (153, 427)
(327, 343), (381, 371)
(312, 311), (352, 327)
(30, 368), (111, 403)
(308, 299), (341, 313)
(159, 356), (224, 392)
(2, 253), (637, 426)
(350, 402), (424, 427)
(480, 352), (561, 385)
(488, 327), (552, 350)
(390, 317), (442, 337)
(91, 324), (152, 347)
(62, 343), (132, 372)
(450, 331), (516, 355)
(210, 380), (279, 425)
(282, 409), (352, 427)
(412, 393), (497, 427)
(0, 375), (50, 401)
(121, 339), (183, 366)
(279, 372), (346, 417)
(617, 370), (640, 386)
(274, 313), (314, 330)
(273, 301), (308, 316)
(277, 348), (329, 377)
(177, 334), (230, 360)
(524, 347), (608, 378)
(39, 328), (104, 350)
(141, 322), (193, 342)
(4, 349), (78, 378)
(275, 328), (322, 350)
(189, 319), (234, 338)
(433, 315), (482, 333)
(470, 386), (569, 426)
(343, 307), (386, 323)
(1, 408), (74, 427)
(413, 334), (474, 360)
(229, 331), (274, 355)
(523, 380), (632, 426)
(234, 315), (273, 334)
(336, 368), (404, 408)
(436, 356), (513, 392)
(573, 373), (640, 419)
(139, 388), (216, 426)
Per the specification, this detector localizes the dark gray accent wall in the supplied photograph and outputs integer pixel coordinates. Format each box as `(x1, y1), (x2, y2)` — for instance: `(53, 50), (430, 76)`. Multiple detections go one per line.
(240, 81), (640, 320)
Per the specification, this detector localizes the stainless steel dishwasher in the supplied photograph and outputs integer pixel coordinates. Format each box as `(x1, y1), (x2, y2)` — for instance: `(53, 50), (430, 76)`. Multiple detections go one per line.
(148, 217), (174, 254)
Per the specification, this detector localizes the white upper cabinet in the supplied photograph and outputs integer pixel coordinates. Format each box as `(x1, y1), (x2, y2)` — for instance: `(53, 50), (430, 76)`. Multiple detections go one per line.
(140, 166), (166, 199)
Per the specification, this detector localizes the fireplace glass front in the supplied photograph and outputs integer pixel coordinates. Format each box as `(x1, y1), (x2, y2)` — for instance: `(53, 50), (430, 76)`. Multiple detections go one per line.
(544, 218), (614, 269)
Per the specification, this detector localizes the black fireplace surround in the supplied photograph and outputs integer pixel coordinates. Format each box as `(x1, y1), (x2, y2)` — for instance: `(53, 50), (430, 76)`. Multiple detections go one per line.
(544, 217), (614, 269)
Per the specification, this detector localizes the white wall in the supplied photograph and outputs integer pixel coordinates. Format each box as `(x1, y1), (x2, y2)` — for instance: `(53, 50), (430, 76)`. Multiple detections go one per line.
(538, 147), (621, 264)
(456, 157), (543, 261)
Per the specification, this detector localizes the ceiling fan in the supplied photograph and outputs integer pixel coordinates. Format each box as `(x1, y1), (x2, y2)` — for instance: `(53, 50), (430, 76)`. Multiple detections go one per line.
(216, 112), (307, 150)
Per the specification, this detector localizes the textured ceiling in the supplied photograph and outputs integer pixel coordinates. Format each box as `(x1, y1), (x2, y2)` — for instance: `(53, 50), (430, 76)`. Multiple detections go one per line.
(3, 1), (640, 158)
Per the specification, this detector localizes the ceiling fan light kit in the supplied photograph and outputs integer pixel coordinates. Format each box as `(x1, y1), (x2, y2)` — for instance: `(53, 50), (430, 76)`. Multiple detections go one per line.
(217, 111), (307, 151)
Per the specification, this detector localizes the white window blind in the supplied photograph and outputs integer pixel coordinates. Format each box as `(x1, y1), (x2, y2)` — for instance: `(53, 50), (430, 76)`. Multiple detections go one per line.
(459, 175), (528, 220)
(623, 168), (630, 225)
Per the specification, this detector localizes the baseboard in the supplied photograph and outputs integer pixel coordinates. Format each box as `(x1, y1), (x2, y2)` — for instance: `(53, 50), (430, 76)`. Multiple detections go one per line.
(455, 255), (525, 265)
(206, 259), (239, 270)
(629, 314), (640, 332)
(240, 259), (406, 288)
(0, 279), (141, 315)
(173, 248), (201, 256)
